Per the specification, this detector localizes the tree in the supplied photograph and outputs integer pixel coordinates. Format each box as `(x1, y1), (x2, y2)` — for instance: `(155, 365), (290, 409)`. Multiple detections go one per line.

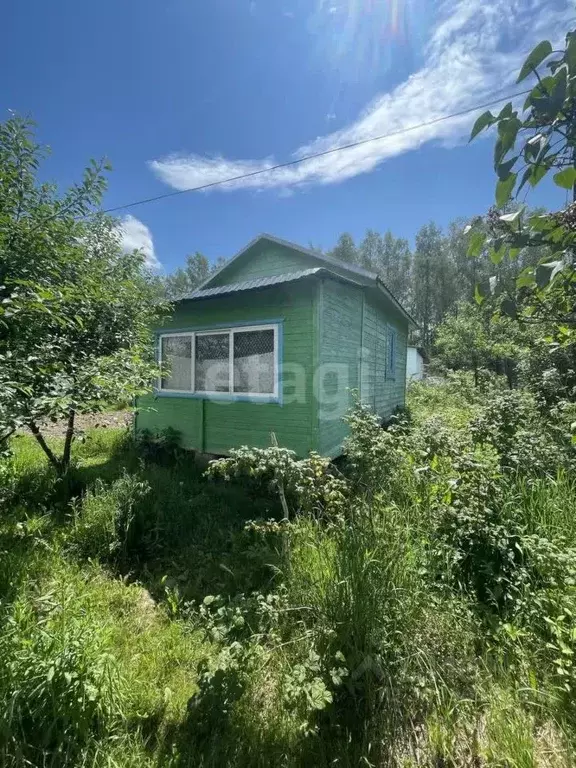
(0, 115), (167, 474)
(469, 30), (576, 344)
(411, 223), (447, 352)
(435, 301), (527, 387)
(163, 252), (226, 300)
(358, 229), (382, 270)
(379, 232), (412, 307)
(329, 232), (358, 265)
(359, 230), (413, 306)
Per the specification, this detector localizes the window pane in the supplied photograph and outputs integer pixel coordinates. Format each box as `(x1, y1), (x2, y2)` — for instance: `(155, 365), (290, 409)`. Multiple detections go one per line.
(161, 336), (192, 391)
(233, 329), (275, 394)
(195, 334), (230, 392)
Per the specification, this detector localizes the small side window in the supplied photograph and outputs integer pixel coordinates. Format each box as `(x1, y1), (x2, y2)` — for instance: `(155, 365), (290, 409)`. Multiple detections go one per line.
(387, 327), (396, 380)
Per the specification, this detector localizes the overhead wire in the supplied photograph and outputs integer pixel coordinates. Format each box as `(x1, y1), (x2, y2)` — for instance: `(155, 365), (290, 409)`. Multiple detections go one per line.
(95, 88), (531, 217)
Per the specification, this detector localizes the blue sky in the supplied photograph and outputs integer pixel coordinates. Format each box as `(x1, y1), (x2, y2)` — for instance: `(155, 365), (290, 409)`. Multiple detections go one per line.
(2, 0), (572, 272)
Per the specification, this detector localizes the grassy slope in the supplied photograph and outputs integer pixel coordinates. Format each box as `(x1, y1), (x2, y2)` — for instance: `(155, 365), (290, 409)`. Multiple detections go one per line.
(1, 427), (289, 766)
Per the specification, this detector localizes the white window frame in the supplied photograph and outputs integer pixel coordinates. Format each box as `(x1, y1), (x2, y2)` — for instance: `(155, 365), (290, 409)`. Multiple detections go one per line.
(158, 323), (279, 399)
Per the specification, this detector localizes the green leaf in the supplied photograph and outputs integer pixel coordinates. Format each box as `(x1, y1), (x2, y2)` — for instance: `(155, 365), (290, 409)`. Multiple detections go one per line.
(530, 164), (549, 187)
(490, 246), (505, 265)
(549, 66), (568, 113)
(498, 102), (514, 120)
(500, 298), (517, 318)
(536, 263), (553, 288)
(474, 280), (489, 305)
(467, 230), (486, 258)
(470, 110), (495, 141)
(516, 270), (536, 289)
(494, 137), (505, 168)
(553, 167), (576, 190)
(497, 156), (519, 181)
(517, 40), (553, 83)
(529, 214), (554, 232)
(566, 31), (576, 72)
(308, 679), (332, 710)
(497, 117), (521, 154)
(496, 173), (517, 207)
(518, 166), (533, 193)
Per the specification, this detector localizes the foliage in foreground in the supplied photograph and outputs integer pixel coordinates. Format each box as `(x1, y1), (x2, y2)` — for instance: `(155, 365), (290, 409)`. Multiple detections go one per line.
(0, 115), (167, 475)
(1, 379), (576, 766)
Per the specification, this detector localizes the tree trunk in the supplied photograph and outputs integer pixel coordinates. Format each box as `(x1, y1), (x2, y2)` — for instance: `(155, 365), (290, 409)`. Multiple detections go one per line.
(0, 427), (16, 449)
(61, 409), (76, 473)
(29, 421), (61, 472)
(505, 359), (514, 390)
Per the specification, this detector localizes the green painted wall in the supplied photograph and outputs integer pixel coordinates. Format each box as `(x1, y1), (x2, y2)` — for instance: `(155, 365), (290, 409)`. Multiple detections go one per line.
(361, 294), (407, 416)
(318, 279), (408, 457)
(136, 282), (318, 456)
(209, 242), (312, 286)
(317, 278), (363, 457)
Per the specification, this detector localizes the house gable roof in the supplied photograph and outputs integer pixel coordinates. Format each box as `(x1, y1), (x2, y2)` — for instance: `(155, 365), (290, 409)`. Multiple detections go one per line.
(192, 233), (416, 327)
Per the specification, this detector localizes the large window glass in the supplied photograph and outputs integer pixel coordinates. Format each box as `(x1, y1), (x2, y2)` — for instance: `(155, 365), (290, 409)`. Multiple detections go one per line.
(233, 329), (275, 394)
(158, 324), (278, 397)
(160, 335), (192, 391)
(195, 333), (230, 392)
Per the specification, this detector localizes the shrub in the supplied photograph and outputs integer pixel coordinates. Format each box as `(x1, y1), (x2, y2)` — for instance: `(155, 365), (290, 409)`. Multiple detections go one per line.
(0, 582), (126, 765)
(135, 427), (183, 465)
(67, 472), (150, 563)
(471, 390), (574, 476)
(518, 337), (576, 407)
(207, 446), (348, 519)
(343, 399), (406, 497)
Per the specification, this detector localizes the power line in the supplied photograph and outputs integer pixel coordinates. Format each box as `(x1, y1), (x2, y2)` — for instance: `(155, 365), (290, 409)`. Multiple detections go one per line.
(97, 88), (530, 216)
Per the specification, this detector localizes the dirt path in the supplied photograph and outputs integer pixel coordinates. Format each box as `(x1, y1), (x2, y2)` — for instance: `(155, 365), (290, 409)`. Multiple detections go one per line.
(32, 410), (132, 439)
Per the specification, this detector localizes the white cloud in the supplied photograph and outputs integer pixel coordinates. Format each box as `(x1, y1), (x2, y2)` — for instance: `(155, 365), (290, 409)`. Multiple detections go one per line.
(117, 215), (162, 271)
(150, 0), (573, 194)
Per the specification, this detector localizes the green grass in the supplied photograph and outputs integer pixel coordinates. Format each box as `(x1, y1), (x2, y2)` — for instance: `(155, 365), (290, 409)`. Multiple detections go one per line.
(1, 384), (576, 766)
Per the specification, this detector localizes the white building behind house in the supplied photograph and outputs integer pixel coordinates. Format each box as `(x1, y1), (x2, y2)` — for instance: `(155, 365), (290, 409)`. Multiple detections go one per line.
(406, 346), (425, 383)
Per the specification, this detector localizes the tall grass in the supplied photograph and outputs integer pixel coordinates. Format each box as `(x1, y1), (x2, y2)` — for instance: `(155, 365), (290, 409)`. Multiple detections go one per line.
(1, 382), (575, 766)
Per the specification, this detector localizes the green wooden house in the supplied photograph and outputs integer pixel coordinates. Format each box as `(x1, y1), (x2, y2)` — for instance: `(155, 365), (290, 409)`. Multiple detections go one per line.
(136, 234), (415, 457)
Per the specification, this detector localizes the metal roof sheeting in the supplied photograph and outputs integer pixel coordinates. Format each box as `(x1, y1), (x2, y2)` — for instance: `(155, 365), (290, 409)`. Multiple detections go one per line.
(185, 267), (326, 300)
